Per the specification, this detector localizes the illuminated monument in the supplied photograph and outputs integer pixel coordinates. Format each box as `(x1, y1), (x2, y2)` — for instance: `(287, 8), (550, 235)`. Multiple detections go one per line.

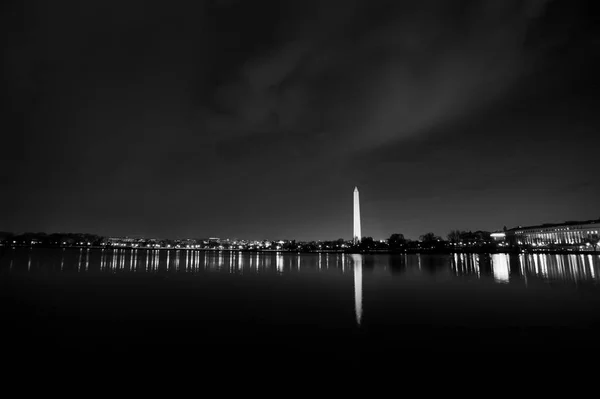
(353, 186), (361, 243)
(352, 188), (363, 324)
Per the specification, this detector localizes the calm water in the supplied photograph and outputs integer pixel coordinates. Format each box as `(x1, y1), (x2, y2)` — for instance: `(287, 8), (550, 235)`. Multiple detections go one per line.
(2, 248), (600, 367)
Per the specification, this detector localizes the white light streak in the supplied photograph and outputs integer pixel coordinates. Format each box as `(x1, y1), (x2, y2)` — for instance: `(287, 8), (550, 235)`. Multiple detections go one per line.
(352, 254), (363, 326)
(491, 254), (509, 283)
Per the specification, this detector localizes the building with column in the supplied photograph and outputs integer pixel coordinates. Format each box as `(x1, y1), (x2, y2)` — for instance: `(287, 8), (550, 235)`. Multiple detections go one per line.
(499, 219), (600, 249)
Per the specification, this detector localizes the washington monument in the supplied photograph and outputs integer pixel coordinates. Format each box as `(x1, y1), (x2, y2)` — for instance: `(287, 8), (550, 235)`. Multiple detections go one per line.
(353, 186), (361, 243)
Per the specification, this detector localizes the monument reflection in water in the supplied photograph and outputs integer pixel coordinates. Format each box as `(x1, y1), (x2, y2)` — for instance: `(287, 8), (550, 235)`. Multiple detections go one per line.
(352, 254), (363, 326)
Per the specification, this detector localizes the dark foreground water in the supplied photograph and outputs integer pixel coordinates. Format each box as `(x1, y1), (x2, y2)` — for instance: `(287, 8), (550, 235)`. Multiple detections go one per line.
(2, 248), (600, 373)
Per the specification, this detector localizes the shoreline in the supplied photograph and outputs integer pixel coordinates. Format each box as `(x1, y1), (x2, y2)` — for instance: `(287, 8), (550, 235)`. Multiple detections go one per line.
(1, 244), (598, 256)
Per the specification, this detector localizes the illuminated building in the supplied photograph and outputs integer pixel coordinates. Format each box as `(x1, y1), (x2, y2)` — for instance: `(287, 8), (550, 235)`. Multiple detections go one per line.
(500, 219), (600, 249)
(353, 186), (361, 243)
(490, 232), (506, 241)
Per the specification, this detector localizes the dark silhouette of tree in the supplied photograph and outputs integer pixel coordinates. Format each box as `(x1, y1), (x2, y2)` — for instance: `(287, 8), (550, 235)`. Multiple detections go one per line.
(459, 231), (477, 243)
(282, 240), (297, 250)
(419, 232), (443, 250)
(0, 232), (14, 244)
(420, 232), (441, 242)
(388, 233), (406, 249)
(447, 230), (462, 243)
(358, 237), (375, 251)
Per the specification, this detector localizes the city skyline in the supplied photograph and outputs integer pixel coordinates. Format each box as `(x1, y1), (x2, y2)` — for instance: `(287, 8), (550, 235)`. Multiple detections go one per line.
(2, 215), (598, 248)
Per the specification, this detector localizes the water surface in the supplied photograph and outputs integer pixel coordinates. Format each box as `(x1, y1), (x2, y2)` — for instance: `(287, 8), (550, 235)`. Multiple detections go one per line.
(2, 248), (600, 366)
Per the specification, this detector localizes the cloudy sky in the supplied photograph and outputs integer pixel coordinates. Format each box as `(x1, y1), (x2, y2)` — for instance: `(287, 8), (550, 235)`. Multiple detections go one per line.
(2, 0), (599, 240)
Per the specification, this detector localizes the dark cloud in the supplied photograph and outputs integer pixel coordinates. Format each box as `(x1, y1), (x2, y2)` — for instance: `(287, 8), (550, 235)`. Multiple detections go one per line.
(207, 0), (557, 155)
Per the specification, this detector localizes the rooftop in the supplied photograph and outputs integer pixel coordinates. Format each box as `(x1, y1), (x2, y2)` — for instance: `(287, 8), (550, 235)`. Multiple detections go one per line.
(509, 218), (600, 232)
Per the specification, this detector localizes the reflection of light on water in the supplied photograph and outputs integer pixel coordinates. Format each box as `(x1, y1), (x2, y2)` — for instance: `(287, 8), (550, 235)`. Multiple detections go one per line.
(218, 251), (224, 270)
(569, 255), (577, 281)
(491, 254), (510, 283)
(577, 255), (586, 279)
(517, 253), (600, 283)
(556, 255), (563, 280)
(540, 255), (548, 278)
(451, 253), (480, 278)
(276, 252), (283, 273)
(351, 254), (363, 326)
(453, 253), (459, 275)
(519, 253), (527, 287)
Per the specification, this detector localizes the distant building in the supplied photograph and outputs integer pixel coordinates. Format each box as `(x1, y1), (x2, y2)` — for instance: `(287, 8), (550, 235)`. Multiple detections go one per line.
(502, 219), (600, 248)
(105, 236), (139, 247)
(490, 232), (506, 241)
(107, 237), (134, 244)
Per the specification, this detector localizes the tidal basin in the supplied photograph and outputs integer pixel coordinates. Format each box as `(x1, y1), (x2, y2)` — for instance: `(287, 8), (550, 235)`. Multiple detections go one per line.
(2, 248), (600, 365)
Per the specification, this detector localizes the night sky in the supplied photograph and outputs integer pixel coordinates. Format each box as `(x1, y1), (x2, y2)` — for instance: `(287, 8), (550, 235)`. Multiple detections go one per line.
(2, 0), (599, 241)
